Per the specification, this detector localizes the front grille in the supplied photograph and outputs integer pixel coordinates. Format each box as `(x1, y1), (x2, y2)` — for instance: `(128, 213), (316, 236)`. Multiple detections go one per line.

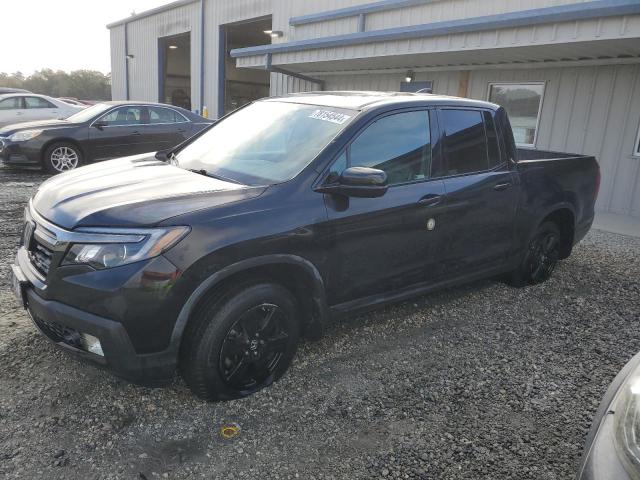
(31, 312), (83, 349)
(28, 240), (54, 277)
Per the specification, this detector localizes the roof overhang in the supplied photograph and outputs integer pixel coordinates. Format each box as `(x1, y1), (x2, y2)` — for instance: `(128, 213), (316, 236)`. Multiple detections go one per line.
(231, 0), (640, 73)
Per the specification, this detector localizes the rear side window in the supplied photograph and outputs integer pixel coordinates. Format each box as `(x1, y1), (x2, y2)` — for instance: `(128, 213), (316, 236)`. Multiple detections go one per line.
(148, 106), (186, 124)
(440, 109), (488, 175)
(0, 97), (22, 110)
(25, 96), (56, 109)
(348, 110), (431, 185)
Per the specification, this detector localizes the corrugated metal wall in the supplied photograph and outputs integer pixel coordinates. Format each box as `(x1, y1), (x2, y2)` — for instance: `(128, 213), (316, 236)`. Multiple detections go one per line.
(109, 25), (126, 100)
(322, 63), (640, 217)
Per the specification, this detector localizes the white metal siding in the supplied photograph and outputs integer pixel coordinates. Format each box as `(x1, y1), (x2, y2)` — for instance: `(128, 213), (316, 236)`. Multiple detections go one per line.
(202, 0), (273, 116)
(125, 2), (201, 107)
(109, 25), (126, 100)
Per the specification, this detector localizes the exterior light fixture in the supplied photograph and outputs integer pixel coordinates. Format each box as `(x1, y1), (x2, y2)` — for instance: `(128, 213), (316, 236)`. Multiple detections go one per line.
(264, 30), (283, 38)
(405, 70), (414, 83)
(169, 45), (178, 49)
(126, 54), (135, 59)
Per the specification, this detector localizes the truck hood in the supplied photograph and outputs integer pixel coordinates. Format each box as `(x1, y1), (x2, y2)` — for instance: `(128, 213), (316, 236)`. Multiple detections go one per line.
(32, 154), (265, 229)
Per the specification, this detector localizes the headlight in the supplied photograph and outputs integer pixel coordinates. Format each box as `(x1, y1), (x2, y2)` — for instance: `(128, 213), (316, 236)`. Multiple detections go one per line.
(9, 129), (43, 142)
(62, 226), (189, 270)
(614, 360), (640, 475)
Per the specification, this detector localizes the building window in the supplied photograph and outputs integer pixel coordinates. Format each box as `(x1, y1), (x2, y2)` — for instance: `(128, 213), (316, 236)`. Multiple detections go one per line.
(488, 82), (545, 147)
(400, 80), (433, 93)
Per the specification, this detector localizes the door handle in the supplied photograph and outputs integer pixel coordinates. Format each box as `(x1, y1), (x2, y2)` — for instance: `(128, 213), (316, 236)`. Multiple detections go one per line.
(418, 194), (442, 207)
(130, 131), (141, 136)
(493, 182), (512, 191)
(177, 128), (186, 133)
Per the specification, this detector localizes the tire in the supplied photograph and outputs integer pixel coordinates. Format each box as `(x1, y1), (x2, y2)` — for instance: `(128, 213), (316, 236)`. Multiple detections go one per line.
(43, 142), (83, 174)
(179, 281), (300, 401)
(507, 221), (562, 287)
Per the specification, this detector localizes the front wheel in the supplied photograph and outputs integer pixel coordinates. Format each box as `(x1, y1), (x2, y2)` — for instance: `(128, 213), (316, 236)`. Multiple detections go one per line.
(507, 221), (561, 287)
(43, 142), (82, 173)
(180, 282), (300, 401)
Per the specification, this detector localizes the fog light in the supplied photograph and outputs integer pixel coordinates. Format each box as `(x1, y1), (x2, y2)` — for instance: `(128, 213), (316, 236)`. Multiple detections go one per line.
(80, 333), (104, 356)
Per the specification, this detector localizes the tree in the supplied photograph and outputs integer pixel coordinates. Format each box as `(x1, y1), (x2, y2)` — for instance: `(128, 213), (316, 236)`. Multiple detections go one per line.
(0, 70), (111, 100)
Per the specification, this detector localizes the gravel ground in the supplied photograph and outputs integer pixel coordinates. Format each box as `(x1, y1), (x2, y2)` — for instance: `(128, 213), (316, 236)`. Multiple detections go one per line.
(0, 166), (639, 480)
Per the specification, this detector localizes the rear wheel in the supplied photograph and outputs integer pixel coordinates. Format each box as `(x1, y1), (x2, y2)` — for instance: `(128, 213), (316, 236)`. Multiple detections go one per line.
(507, 221), (561, 287)
(43, 142), (82, 173)
(180, 282), (300, 401)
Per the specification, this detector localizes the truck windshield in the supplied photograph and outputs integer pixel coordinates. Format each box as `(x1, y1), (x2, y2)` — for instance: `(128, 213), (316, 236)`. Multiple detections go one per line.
(174, 101), (357, 185)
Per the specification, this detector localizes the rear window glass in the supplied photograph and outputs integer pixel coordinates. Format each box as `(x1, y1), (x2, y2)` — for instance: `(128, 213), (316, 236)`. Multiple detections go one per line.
(441, 109), (488, 175)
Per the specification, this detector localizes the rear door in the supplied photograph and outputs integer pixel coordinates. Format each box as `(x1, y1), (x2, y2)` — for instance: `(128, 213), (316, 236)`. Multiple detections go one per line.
(145, 106), (191, 151)
(436, 108), (519, 277)
(0, 96), (26, 126)
(23, 96), (61, 122)
(87, 106), (146, 160)
(322, 109), (447, 305)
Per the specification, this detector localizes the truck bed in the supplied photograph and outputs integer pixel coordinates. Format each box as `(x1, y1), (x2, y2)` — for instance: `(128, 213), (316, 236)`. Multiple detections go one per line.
(516, 148), (591, 162)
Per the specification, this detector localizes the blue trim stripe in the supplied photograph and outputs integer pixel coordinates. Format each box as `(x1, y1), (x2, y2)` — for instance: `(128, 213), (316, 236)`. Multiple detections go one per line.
(289, 0), (435, 26)
(232, 0), (640, 59)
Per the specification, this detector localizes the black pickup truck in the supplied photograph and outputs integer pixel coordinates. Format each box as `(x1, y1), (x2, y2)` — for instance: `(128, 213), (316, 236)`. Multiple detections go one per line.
(11, 92), (600, 400)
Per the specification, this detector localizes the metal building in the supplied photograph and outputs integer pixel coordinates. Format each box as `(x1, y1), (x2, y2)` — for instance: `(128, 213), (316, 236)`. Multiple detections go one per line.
(108, 0), (640, 222)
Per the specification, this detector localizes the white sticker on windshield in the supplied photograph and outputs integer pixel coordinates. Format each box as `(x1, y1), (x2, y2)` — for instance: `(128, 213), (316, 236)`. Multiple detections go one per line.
(308, 109), (351, 125)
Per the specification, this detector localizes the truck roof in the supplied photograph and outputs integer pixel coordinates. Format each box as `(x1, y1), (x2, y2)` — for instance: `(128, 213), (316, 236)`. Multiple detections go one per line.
(265, 91), (499, 111)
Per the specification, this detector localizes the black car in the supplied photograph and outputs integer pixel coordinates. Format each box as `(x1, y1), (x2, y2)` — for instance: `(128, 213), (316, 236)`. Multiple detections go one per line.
(0, 101), (213, 173)
(11, 92), (599, 401)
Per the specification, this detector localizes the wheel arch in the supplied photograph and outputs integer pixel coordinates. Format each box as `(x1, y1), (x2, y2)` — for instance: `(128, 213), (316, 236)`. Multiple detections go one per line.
(41, 138), (86, 165)
(536, 205), (576, 259)
(170, 255), (329, 355)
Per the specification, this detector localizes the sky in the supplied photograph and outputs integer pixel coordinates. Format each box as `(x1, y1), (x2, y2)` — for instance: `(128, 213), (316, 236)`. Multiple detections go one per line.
(0, 0), (177, 75)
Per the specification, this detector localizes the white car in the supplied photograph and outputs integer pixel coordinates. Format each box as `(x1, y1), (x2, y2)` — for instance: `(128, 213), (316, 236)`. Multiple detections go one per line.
(0, 93), (85, 127)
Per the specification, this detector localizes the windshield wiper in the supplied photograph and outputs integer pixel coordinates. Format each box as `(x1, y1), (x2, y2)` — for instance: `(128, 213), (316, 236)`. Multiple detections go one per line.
(186, 168), (243, 185)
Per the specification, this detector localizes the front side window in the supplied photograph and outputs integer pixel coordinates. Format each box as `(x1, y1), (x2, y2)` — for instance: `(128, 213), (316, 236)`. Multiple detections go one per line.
(346, 110), (431, 186)
(175, 101), (356, 185)
(488, 82), (544, 147)
(441, 109), (488, 175)
(0, 97), (22, 110)
(149, 106), (186, 124)
(98, 106), (143, 126)
(24, 96), (56, 109)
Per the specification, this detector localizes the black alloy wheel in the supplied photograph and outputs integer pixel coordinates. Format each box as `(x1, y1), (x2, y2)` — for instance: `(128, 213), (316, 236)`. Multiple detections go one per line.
(507, 221), (562, 287)
(526, 227), (560, 283)
(180, 282), (299, 401)
(219, 303), (290, 390)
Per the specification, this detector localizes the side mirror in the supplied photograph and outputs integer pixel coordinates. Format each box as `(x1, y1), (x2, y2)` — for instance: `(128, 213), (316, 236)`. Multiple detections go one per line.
(316, 166), (388, 198)
(92, 121), (107, 130)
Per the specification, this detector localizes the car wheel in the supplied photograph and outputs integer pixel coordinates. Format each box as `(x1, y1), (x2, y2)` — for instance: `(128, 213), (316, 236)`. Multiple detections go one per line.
(43, 142), (82, 173)
(180, 281), (300, 401)
(507, 221), (561, 287)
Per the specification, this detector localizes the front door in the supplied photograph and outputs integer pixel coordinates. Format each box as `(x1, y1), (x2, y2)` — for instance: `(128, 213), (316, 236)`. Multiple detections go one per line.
(436, 108), (519, 277)
(323, 109), (447, 306)
(0, 96), (26, 127)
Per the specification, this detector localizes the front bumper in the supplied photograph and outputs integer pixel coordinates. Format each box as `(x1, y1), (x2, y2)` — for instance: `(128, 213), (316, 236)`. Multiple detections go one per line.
(11, 204), (188, 385)
(23, 286), (177, 384)
(0, 136), (42, 166)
